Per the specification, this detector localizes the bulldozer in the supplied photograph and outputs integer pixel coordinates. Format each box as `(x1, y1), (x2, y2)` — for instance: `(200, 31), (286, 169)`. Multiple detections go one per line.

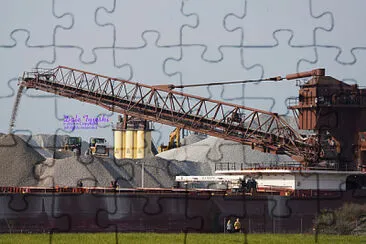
(88, 137), (109, 157)
(64, 136), (82, 156)
(158, 128), (181, 153)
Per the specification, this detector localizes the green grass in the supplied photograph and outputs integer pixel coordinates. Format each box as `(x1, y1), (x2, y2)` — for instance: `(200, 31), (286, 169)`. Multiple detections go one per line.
(0, 233), (364, 244)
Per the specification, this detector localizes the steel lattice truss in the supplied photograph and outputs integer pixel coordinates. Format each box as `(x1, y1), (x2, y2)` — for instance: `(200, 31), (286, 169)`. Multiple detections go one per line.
(19, 66), (319, 164)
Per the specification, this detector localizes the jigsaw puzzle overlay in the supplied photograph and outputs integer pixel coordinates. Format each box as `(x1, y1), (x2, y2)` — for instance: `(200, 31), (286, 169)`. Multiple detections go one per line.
(1, 0), (366, 242)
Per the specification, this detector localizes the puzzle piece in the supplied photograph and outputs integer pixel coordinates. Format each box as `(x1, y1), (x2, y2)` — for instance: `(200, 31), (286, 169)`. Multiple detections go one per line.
(0, 194), (71, 234)
(37, 47), (129, 140)
(53, 0), (114, 63)
(93, 157), (208, 233)
(39, 47), (131, 79)
(0, 30), (53, 98)
(225, 0), (332, 46)
(311, 0), (366, 64)
(0, 0), (71, 46)
(114, 32), (180, 84)
(238, 31), (317, 113)
(181, 0), (243, 61)
(97, 0), (196, 47)
(164, 45), (262, 101)
(97, 191), (207, 232)
(0, 30), (54, 132)
(220, 194), (278, 233)
(299, 47), (366, 86)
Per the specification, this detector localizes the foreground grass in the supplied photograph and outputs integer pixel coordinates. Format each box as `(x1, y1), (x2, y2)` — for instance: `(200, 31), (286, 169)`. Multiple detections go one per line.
(0, 233), (364, 244)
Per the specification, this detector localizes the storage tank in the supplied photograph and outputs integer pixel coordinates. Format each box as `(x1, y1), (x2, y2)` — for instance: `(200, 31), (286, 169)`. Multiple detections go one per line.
(136, 130), (145, 159)
(125, 130), (134, 158)
(121, 131), (126, 158)
(144, 131), (152, 157)
(114, 130), (123, 159)
(113, 116), (153, 159)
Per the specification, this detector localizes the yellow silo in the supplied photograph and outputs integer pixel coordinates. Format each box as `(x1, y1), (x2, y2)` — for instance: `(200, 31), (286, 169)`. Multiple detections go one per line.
(113, 116), (153, 159)
(132, 131), (137, 158)
(114, 130), (123, 159)
(121, 131), (126, 158)
(144, 131), (152, 157)
(125, 130), (134, 158)
(136, 130), (145, 159)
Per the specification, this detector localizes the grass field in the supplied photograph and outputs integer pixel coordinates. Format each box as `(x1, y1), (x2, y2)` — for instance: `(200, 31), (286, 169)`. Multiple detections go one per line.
(0, 233), (365, 244)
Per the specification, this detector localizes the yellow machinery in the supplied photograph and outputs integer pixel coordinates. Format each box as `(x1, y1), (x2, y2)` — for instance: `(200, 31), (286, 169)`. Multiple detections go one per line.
(158, 128), (181, 153)
(88, 137), (109, 157)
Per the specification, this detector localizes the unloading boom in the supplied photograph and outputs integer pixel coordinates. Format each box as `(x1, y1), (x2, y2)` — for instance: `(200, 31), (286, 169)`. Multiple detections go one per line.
(19, 66), (320, 165)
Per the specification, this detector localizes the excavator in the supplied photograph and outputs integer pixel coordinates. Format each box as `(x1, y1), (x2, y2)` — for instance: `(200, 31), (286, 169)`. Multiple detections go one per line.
(15, 66), (366, 171)
(158, 128), (181, 153)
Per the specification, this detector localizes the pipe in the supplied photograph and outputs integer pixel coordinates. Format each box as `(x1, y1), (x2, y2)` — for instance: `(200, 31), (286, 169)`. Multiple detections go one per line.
(285, 68), (325, 80)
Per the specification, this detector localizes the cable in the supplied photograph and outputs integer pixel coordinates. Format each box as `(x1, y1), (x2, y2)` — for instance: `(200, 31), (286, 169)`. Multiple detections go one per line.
(171, 76), (283, 89)
(156, 68), (324, 90)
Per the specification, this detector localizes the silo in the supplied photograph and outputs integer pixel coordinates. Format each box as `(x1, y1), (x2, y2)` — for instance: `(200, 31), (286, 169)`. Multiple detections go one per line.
(136, 130), (145, 159)
(125, 130), (134, 158)
(144, 131), (152, 157)
(121, 131), (126, 158)
(114, 130), (123, 159)
(113, 116), (153, 159)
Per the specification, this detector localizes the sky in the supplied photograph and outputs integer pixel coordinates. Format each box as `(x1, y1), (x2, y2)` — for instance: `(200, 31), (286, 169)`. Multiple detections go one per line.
(1, 0), (366, 147)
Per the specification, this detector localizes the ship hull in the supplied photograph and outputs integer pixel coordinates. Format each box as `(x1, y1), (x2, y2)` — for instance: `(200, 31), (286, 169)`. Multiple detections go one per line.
(1, 188), (365, 233)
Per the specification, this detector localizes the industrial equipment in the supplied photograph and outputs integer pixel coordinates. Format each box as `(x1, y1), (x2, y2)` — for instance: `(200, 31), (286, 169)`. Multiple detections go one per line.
(113, 115), (153, 159)
(64, 136), (82, 156)
(158, 128), (181, 153)
(17, 66), (366, 171)
(7, 66), (366, 235)
(88, 137), (109, 157)
(175, 175), (257, 193)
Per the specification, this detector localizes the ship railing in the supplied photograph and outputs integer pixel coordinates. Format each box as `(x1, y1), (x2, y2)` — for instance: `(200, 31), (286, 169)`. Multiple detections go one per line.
(215, 162), (236, 171)
(215, 161), (312, 171)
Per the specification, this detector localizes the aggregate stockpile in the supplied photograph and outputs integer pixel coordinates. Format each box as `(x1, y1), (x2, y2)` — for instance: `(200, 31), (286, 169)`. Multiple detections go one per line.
(0, 134), (206, 188)
(158, 135), (293, 175)
(0, 132), (297, 188)
(0, 134), (44, 186)
(157, 117), (300, 175)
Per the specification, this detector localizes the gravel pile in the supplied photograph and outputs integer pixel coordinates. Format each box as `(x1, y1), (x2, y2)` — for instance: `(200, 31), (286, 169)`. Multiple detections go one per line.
(0, 134), (45, 186)
(0, 134), (200, 188)
(17, 134), (90, 158)
(0, 115), (302, 189)
(181, 133), (207, 146)
(157, 136), (294, 175)
(34, 155), (203, 188)
(158, 115), (302, 174)
(18, 134), (67, 158)
(111, 157), (204, 188)
(35, 156), (112, 187)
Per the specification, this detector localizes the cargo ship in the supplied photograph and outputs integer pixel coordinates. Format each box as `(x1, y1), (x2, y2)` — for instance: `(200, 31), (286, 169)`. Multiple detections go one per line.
(2, 66), (366, 233)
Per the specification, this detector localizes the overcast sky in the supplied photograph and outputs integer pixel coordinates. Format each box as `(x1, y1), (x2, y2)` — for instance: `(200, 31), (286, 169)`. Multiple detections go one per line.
(1, 0), (366, 146)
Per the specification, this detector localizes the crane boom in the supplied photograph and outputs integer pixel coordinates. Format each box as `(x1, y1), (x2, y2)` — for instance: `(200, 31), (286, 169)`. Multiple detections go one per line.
(18, 66), (320, 165)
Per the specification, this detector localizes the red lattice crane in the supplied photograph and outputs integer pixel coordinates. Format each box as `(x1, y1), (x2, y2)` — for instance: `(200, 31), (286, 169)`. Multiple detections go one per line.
(17, 66), (324, 166)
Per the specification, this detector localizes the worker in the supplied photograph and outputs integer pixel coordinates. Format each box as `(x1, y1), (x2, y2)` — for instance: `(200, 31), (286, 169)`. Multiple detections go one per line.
(111, 180), (119, 189)
(77, 180), (83, 187)
(114, 180), (119, 188)
(226, 219), (233, 233)
(234, 218), (241, 233)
